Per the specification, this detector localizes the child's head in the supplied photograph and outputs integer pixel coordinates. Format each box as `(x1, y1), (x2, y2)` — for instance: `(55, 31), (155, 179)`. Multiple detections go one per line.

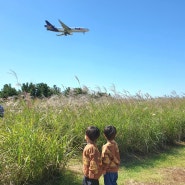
(85, 126), (100, 142)
(104, 125), (117, 141)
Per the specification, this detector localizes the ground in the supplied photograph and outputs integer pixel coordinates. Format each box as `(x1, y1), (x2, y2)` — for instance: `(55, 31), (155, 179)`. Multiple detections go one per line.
(126, 167), (185, 185)
(68, 160), (185, 185)
(68, 143), (185, 185)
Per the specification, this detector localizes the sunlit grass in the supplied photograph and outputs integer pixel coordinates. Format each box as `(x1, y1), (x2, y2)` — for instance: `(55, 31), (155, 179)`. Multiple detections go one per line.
(116, 143), (185, 184)
(0, 100), (75, 184)
(0, 94), (185, 184)
(68, 142), (185, 185)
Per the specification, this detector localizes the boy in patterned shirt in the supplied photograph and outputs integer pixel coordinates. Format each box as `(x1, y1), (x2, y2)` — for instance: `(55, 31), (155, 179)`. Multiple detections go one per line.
(82, 126), (102, 185)
(102, 126), (120, 185)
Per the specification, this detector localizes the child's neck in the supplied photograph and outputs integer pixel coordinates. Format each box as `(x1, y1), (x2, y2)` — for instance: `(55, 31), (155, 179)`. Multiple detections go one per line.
(87, 139), (95, 144)
(107, 139), (114, 143)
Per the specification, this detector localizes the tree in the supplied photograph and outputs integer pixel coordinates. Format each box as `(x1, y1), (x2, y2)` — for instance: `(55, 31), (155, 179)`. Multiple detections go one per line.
(0, 84), (18, 98)
(50, 85), (61, 95)
(63, 87), (71, 96)
(21, 82), (53, 98)
(21, 82), (36, 97)
(35, 83), (52, 98)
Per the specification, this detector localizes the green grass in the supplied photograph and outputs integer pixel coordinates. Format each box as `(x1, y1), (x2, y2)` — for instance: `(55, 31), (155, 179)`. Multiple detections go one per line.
(67, 142), (185, 185)
(0, 100), (75, 184)
(116, 142), (185, 184)
(0, 95), (185, 184)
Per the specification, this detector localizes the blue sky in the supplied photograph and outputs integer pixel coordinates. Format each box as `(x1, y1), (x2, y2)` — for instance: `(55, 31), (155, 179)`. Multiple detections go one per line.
(0, 0), (185, 97)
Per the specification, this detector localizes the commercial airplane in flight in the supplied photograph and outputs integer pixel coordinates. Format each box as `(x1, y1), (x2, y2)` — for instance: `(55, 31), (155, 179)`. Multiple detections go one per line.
(44, 20), (89, 36)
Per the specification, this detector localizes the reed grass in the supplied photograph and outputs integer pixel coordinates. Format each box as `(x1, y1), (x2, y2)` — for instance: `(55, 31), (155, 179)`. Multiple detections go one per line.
(0, 94), (185, 184)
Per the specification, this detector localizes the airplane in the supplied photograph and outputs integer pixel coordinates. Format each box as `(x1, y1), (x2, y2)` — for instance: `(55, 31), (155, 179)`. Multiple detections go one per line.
(44, 19), (89, 36)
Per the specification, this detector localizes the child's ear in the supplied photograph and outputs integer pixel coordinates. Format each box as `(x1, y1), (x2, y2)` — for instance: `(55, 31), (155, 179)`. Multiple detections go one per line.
(85, 135), (89, 141)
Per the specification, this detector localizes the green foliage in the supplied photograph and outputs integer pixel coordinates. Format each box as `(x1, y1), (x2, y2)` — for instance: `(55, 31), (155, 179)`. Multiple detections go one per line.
(0, 95), (185, 184)
(0, 84), (18, 98)
(62, 87), (88, 96)
(63, 87), (71, 96)
(0, 101), (75, 184)
(21, 82), (54, 98)
(0, 82), (90, 99)
(73, 87), (87, 95)
(51, 85), (61, 95)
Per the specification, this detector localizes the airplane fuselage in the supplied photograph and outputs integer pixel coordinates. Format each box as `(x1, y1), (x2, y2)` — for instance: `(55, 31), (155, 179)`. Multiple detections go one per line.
(72, 28), (89, 33)
(56, 28), (89, 32)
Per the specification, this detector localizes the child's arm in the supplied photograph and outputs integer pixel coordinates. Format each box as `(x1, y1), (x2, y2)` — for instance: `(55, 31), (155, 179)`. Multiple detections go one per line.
(101, 146), (111, 172)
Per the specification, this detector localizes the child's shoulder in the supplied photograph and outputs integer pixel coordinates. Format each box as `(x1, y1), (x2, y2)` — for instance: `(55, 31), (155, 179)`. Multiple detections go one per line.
(102, 141), (111, 149)
(84, 143), (99, 153)
(103, 140), (118, 148)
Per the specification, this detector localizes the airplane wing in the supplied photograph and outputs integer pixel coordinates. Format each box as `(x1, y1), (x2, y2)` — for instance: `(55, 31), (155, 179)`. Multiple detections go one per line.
(58, 19), (71, 31)
(56, 33), (66, 36)
(56, 33), (73, 36)
(45, 20), (59, 32)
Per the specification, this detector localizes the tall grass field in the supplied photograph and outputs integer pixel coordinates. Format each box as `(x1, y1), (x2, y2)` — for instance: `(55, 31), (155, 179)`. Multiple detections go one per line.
(0, 94), (185, 184)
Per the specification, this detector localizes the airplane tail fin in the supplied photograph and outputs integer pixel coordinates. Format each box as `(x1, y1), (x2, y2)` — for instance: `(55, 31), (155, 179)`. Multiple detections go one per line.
(44, 20), (59, 32)
(44, 20), (51, 29)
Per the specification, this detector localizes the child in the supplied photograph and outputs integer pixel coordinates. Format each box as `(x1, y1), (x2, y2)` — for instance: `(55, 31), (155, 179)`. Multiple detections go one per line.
(102, 126), (120, 185)
(82, 126), (102, 185)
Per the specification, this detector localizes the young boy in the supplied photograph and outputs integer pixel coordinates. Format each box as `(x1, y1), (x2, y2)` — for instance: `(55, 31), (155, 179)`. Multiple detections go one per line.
(102, 125), (120, 185)
(82, 126), (102, 185)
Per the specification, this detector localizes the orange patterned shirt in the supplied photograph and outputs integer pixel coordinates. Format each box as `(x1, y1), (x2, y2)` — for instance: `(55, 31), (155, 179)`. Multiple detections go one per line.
(102, 140), (120, 173)
(83, 143), (102, 179)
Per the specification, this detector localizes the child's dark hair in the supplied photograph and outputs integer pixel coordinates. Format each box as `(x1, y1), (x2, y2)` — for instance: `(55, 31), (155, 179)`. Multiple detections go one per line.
(85, 126), (100, 142)
(104, 125), (117, 141)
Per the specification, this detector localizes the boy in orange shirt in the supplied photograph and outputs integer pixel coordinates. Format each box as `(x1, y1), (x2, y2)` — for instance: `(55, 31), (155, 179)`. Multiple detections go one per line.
(102, 126), (120, 185)
(82, 126), (102, 185)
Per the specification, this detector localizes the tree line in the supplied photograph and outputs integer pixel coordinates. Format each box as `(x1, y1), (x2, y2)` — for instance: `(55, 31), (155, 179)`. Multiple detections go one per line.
(0, 82), (108, 99)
